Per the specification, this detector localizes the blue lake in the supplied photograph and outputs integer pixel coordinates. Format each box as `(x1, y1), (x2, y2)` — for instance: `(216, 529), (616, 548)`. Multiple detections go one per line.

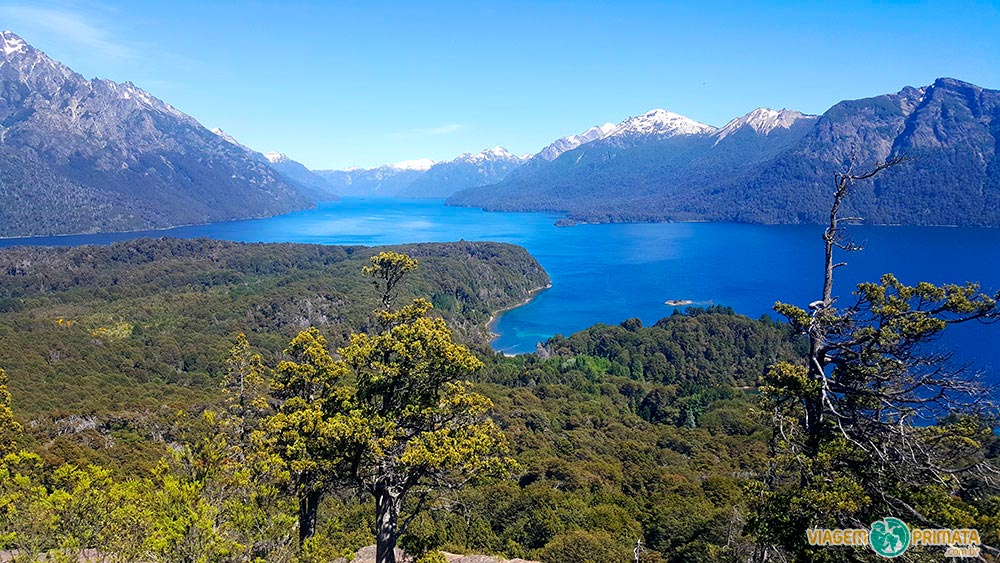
(3, 198), (1000, 378)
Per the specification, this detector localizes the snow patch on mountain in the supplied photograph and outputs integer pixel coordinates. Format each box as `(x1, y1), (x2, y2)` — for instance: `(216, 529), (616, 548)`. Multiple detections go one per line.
(1, 30), (26, 56)
(714, 108), (816, 144)
(537, 122), (617, 161)
(210, 128), (241, 145)
(264, 152), (290, 164)
(335, 158), (438, 173)
(609, 109), (716, 139)
(391, 158), (437, 171)
(456, 146), (528, 164)
(0, 30), (78, 81)
(107, 81), (189, 119)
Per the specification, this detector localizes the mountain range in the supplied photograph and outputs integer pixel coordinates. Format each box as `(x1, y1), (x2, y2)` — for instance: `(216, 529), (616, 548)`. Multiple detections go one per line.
(0, 31), (318, 237)
(315, 159), (438, 197)
(396, 147), (530, 198)
(311, 147), (533, 200)
(260, 150), (339, 201)
(448, 79), (1000, 226)
(2, 29), (998, 234)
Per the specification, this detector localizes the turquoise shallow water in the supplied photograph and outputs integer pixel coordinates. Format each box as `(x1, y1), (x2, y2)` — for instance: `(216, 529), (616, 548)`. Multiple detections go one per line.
(3, 198), (1000, 378)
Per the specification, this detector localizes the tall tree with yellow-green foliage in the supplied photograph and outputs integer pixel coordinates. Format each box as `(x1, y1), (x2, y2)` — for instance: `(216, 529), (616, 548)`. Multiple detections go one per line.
(343, 252), (514, 563)
(260, 252), (514, 562)
(260, 325), (351, 546)
(0, 368), (20, 456)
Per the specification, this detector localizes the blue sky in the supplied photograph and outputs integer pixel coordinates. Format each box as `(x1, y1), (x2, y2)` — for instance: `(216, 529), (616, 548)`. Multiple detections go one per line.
(1, 1), (998, 169)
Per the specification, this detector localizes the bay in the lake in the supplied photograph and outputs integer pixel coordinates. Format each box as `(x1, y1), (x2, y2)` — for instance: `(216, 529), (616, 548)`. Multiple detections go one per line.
(3, 198), (1000, 378)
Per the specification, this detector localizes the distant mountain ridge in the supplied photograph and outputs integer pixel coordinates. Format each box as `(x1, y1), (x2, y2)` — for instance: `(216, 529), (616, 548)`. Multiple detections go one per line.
(605, 108), (717, 141)
(448, 78), (1000, 226)
(536, 123), (616, 161)
(203, 129), (339, 201)
(396, 147), (529, 198)
(0, 31), (315, 237)
(315, 159), (439, 197)
(259, 150), (339, 201)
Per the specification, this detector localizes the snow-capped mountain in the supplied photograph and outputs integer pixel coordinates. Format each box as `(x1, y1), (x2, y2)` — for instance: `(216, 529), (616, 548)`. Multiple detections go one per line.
(315, 160), (437, 197)
(606, 109), (717, 141)
(397, 147), (529, 198)
(389, 158), (438, 171)
(447, 110), (719, 208)
(714, 108), (817, 144)
(447, 106), (809, 216)
(456, 146), (529, 164)
(0, 30), (312, 237)
(536, 123), (617, 161)
(312, 157), (438, 197)
(450, 78), (1000, 227)
(264, 151), (291, 164)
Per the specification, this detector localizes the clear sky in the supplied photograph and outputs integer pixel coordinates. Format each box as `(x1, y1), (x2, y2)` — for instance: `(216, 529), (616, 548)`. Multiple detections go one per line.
(1, 0), (998, 170)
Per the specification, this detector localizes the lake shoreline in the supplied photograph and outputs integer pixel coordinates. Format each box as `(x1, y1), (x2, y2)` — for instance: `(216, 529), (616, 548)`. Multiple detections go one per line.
(3, 198), (997, 376)
(7, 196), (1000, 243)
(0, 201), (328, 242)
(487, 282), (552, 351)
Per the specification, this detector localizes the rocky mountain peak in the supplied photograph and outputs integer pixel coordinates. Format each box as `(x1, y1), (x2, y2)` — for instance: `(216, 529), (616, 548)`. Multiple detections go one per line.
(536, 122), (617, 161)
(0, 30), (28, 56)
(609, 108), (716, 138)
(264, 151), (291, 164)
(458, 146), (527, 164)
(714, 108), (816, 143)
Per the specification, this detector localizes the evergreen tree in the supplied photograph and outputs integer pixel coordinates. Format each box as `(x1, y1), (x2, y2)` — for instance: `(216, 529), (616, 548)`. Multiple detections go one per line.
(260, 326), (350, 545)
(222, 333), (271, 444)
(341, 252), (514, 563)
(0, 368), (20, 456)
(752, 159), (1000, 560)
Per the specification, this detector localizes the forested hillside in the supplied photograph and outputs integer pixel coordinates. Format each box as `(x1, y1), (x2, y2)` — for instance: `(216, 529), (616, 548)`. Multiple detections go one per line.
(0, 239), (997, 562)
(0, 238), (548, 419)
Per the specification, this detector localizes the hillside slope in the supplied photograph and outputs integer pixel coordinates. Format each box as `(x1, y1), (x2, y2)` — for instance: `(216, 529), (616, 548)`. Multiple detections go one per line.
(0, 238), (549, 415)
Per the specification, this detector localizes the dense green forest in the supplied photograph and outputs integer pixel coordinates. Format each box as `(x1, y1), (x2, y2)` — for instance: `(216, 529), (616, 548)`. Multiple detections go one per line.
(1, 239), (998, 562)
(0, 238), (548, 416)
